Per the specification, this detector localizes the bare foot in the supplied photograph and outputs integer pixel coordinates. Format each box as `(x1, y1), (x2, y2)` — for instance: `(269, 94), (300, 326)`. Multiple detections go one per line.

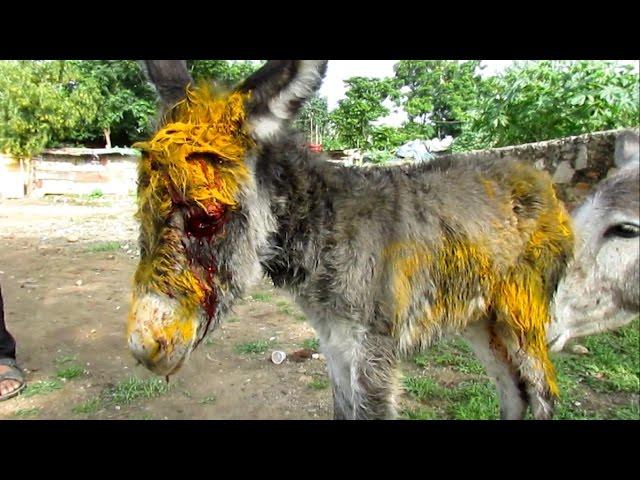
(0, 364), (24, 398)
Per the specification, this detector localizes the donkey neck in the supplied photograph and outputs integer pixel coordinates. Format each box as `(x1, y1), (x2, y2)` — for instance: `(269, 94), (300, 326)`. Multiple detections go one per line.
(255, 135), (339, 290)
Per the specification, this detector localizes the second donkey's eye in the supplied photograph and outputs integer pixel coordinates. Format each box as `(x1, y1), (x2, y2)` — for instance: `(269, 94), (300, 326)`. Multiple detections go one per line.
(604, 222), (640, 239)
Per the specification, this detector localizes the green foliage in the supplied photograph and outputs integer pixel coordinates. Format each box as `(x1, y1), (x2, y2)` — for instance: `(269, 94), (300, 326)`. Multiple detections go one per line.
(552, 318), (639, 395)
(250, 292), (272, 302)
(235, 340), (271, 354)
(105, 376), (171, 405)
(22, 379), (64, 397)
(302, 337), (320, 351)
(0, 60), (102, 157)
(67, 60), (157, 147)
(370, 125), (411, 151)
(12, 407), (42, 418)
(295, 95), (331, 144)
(72, 399), (103, 415)
(364, 149), (396, 165)
(56, 365), (84, 380)
(330, 77), (398, 150)
(308, 378), (330, 390)
(188, 60), (263, 87)
(455, 60), (640, 151)
(394, 60), (484, 139)
(87, 241), (121, 253)
(0, 60), (262, 157)
(2, 60), (636, 160)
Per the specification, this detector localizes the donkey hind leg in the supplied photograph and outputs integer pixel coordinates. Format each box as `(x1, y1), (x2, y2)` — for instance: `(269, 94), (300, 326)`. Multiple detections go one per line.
(480, 317), (556, 420)
(462, 317), (527, 420)
(508, 338), (556, 420)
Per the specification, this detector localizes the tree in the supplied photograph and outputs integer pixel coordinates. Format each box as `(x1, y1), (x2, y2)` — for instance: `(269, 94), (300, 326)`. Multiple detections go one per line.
(455, 61), (640, 151)
(393, 60), (484, 140)
(0, 60), (102, 158)
(188, 60), (264, 87)
(67, 60), (157, 148)
(330, 77), (397, 149)
(294, 95), (330, 144)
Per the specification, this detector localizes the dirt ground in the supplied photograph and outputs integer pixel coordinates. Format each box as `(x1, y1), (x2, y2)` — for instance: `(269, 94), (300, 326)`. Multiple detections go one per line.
(0, 196), (636, 420)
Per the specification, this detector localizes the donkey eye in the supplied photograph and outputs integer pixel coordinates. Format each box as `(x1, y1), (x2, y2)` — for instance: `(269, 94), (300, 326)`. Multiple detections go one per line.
(604, 223), (640, 239)
(184, 211), (225, 238)
(187, 153), (223, 165)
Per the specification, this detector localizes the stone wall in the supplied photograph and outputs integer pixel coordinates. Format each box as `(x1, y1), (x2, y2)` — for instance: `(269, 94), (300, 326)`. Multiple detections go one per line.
(437, 128), (640, 212)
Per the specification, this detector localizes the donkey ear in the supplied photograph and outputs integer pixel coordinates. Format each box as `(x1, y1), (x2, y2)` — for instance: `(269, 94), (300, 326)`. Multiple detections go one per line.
(237, 60), (328, 141)
(615, 129), (640, 170)
(139, 60), (194, 108)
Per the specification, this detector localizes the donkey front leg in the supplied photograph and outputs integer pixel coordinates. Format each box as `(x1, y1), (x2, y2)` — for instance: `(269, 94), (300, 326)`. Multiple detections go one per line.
(319, 322), (399, 419)
(352, 333), (400, 420)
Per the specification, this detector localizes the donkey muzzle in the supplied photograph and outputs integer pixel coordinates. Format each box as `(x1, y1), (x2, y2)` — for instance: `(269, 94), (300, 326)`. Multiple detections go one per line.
(127, 293), (196, 376)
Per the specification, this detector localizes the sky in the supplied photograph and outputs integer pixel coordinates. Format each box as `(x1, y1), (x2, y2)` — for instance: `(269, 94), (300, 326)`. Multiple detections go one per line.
(319, 60), (639, 127)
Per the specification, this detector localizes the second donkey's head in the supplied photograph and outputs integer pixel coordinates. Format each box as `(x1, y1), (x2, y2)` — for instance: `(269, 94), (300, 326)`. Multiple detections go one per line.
(127, 60), (327, 376)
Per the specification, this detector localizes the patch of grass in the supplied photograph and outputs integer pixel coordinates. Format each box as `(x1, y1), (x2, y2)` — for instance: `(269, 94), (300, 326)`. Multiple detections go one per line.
(411, 338), (485, 375)
(276, 300), (306, 320)
(226, 316), (240, 323)
(302, 338), (320, 351)
(403, 376), (450, 402)
(22, 379), (64, 398)
(88, 189), (104, 199)
(308, 378), (329, 390)
(87, 241), (121, 253)
(446, 381), (499, 420)
(235, 340), (271, 355)
(104, 377), (171, 405)
(199, 396), (217, 405)
(276, 300), (295, 316)
(204, 337), (215, 346)
(402, 320), (639, 420)
(403, 375), (499, 420)
(552, 319), (639, 395)
(400, 407), (438, 420)
(610, 403), (640, 420)
(72, 399), (103, 415)
(250, 292), (272, 302)
(12, 407), (41, 418)
(56, 365), (84, 380)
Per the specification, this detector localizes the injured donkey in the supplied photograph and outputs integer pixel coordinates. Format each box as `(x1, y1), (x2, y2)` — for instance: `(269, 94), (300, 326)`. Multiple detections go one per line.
(127, 60), (574, 420)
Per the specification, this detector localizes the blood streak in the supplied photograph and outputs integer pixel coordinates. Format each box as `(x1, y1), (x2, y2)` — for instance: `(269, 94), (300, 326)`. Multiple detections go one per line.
(187, 156), (232, 347)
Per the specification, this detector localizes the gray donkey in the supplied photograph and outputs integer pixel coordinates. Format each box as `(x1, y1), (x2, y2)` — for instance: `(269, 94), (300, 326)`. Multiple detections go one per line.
(548, 130), (639, 351)
(127, 60), (574, 420)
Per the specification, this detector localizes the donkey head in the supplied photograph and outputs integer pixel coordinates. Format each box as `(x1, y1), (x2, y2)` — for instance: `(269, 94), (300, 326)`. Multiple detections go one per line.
(127, 60), (328, 376)
(548, 130), (639, 351)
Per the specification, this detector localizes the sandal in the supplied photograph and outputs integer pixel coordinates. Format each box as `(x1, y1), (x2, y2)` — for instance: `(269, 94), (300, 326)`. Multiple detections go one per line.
(0, 358), (26, 402)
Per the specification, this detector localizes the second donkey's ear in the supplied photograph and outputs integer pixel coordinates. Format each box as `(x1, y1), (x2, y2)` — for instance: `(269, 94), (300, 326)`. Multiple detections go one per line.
(139, 60), (194, 109)
(237, 60), (328, 141)
(615, 129), (639, 170)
